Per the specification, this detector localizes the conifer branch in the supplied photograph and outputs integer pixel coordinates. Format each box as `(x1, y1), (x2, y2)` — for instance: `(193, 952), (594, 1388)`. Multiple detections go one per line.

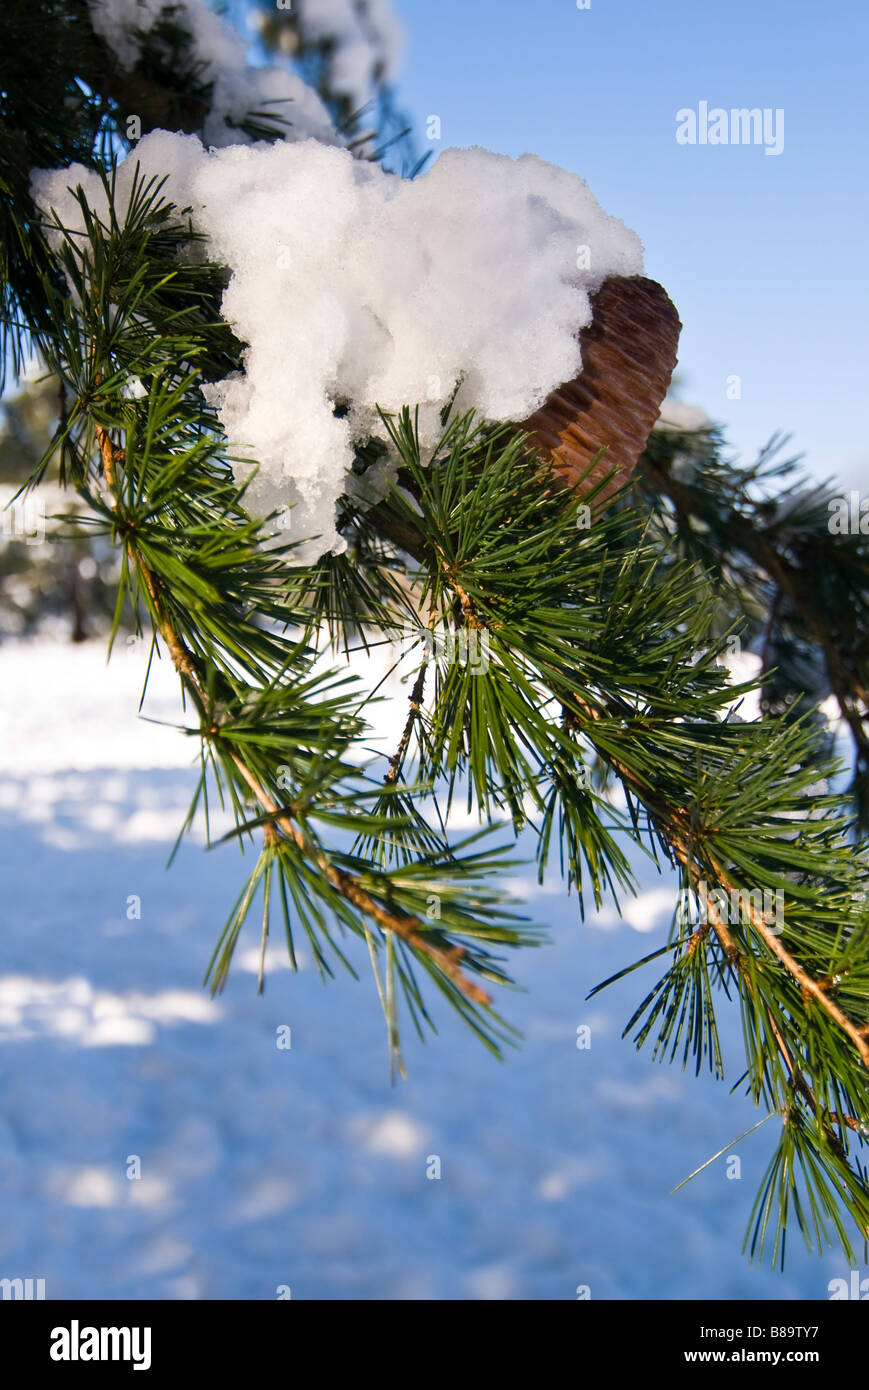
(702, 891), (860, 1153)
(92, 422), (493, 1008)
(707, 853), (869, 1070)
(384, 603), (436, 787)
(568, 688), (869, 1071)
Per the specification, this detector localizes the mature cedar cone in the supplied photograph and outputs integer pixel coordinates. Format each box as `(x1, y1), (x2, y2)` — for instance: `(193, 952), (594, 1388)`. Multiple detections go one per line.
(516, 275), (682, 507)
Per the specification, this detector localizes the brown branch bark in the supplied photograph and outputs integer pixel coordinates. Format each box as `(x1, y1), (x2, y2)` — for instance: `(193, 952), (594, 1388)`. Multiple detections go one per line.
(385, 659), (428, 787)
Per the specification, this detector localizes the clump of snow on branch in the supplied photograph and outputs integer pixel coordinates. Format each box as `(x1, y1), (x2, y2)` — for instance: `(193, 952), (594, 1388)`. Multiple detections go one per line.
(292, 0), (403, 113)
(87, 0), (334, 146)
(34, 133), (642, 557)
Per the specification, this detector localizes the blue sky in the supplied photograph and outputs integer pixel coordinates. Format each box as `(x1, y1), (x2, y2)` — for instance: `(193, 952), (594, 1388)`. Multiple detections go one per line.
(392, 0), (868, 489)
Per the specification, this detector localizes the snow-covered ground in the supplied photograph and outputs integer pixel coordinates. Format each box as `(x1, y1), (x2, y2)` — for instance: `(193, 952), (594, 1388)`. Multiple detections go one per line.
(0, 639), (860, 1299)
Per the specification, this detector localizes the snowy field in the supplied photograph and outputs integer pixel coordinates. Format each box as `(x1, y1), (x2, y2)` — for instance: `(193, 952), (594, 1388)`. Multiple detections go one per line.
(0, 638), (861, 1300)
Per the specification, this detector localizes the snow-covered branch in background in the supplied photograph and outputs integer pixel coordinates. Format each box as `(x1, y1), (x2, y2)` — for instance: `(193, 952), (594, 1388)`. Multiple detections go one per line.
(87, 0), (335, 145)
(289, 0), (403, 114)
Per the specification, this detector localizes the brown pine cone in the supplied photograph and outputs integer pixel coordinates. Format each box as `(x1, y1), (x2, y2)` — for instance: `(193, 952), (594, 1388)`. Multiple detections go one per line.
(516, 275), (682, 507)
